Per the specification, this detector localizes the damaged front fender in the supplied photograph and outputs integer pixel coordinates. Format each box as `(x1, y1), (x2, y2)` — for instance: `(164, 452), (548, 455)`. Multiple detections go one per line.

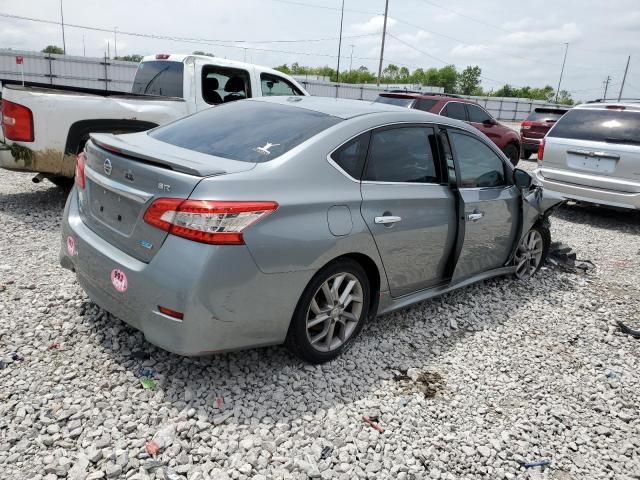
(522, 185), (565, 232)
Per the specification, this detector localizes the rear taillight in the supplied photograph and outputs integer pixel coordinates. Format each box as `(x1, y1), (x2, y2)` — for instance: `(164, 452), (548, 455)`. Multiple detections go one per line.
(143, 198), (278, 245)
(521, 120), (532, 130)
(537, 139), (545, 161)
(155, 54), (170, 60)
(75, 152), (86, 189)
(1, 99), (34, 142)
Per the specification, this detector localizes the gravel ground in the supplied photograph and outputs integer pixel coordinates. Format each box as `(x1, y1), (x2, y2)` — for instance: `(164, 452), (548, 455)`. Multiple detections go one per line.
(1, 166), (639, 480)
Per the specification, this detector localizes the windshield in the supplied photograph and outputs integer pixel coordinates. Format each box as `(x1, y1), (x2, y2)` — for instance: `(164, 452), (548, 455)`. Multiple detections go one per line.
(149, 100), (342, 162)
(548, 109), (640, 142)
(374, 96), (414, 107)
(526, 108), (567, 122)
(132, 61), (184, 97)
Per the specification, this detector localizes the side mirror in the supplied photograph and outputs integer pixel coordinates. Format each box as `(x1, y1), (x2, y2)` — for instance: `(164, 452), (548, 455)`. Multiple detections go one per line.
(513, 168), (532, 189)
(483, 118), (497, 126)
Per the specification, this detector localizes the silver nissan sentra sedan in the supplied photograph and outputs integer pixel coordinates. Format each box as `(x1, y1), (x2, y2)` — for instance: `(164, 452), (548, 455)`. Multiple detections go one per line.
(60, 96), (562, 363)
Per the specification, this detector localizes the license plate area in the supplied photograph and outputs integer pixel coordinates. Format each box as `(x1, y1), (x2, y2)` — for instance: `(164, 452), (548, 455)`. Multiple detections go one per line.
(567, 155), (616, 174)
(87, 180), (141, 235)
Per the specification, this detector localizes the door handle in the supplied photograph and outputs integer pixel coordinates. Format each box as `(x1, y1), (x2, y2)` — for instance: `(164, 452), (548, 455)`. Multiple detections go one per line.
(375, 215), (402, 224)
(567, 149), (620, 160)
(466, 211), (484, 221)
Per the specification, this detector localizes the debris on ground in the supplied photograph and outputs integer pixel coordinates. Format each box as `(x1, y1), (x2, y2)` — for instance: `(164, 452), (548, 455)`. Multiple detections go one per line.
(48, 342), (60, 350)
(139, 378), (156, 390)
(145, 441), (161, 457)
(391, 368), (445, 399)
(524, 459), (552, 469)
(617, 320), (640, 339)
(319, 446), (333, 460)
(362, 415), (385, 434)
(547, 242), (595, 273)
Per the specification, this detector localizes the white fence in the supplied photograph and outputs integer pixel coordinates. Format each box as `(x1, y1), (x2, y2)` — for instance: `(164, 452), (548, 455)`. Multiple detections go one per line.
(0, 49), (137, 92)
(0, 49), (565, 120)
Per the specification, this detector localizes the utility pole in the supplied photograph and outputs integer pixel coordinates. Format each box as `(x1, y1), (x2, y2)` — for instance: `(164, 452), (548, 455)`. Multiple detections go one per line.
(618, 56), (631, 101)
(603, 75), (611, 100)
(60, 0), (66, 54)
(349, 44), (355, 72)
(82, 34), (86, 56)
(554, 42), (569, 103)
(335, 0), (345, 83)
(107, 41), (110, 60)
(377, 0), (390, 86)
(114, 27), (118, 58)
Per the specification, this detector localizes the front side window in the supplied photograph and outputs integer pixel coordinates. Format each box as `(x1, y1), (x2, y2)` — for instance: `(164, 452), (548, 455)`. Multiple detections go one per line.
(260, 73), (303, 96)
(442, 102), (467, 121)
(363, 126), (440, 183)
(150, 101), (341, 162)
(330, 132), (370, 179)
(449, 131), (505, 188)
(201, 65), (251, 105)
(467, 104), (492, 123)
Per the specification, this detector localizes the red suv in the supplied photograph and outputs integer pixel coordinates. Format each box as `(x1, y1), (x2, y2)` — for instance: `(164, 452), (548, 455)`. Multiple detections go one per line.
(520, 107), (568, 159)
(375, 92), (522, 165)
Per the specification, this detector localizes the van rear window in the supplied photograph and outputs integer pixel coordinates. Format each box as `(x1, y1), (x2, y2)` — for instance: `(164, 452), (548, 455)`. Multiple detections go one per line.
(525, 108), (567, 122)
(132, 61), (184, 97)
(548, 109), (640, 142)
(149, 100), (342, 162)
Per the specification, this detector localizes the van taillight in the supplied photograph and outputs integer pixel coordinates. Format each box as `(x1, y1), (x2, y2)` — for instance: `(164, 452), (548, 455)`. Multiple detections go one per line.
(75, 152), (86, 190)
(537, 139), (545, 162)
(1, 99), (34, 142)
(143, 199), (278, 245)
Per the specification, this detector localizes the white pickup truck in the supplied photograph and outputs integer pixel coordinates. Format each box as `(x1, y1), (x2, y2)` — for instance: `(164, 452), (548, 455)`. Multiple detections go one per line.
(0, 54), (308, 186)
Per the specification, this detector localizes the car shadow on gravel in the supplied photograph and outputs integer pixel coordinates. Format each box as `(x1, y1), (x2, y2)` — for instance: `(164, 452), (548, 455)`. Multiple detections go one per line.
(553, 203), (640, 234)
(78, 267), (579, 425)
(0, 186), (68, 220)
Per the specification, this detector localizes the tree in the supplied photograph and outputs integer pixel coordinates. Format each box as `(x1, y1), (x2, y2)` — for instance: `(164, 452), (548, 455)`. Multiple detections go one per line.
(556, 90), (574, 105)
(458, 65), (482, 95)
(398, 66), (410, 80)
(42, 45), (64, 54)
(192, 51), (214, 57)
(114, 54), (143, 62)
(382, 64), (399, 81)
(438, 65), (458, 93)
(274, 64), (292, 75)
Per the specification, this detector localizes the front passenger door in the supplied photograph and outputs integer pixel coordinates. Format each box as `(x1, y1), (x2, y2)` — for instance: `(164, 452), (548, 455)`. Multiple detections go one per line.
(446, 130), (520, 282)
(360, 125), (457, 297)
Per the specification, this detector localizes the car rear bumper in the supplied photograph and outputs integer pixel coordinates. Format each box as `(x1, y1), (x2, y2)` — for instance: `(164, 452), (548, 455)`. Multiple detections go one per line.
(534, 168), (640, 210)
(59, 189), (314, 355)
(522, 137), (542, 151)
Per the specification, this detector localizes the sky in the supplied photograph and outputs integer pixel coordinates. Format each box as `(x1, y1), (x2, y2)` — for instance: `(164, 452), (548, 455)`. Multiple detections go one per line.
(0, 0), (639, 101)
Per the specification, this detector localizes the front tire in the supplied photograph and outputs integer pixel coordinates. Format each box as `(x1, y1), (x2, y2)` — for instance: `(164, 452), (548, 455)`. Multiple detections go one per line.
(286, 259), (370, 363)
(503, 144), (520, 166)
(514, 223), (551, 279)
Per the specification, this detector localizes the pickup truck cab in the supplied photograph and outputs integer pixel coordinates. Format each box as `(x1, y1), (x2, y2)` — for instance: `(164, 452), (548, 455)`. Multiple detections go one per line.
(0, 54), (308, 185)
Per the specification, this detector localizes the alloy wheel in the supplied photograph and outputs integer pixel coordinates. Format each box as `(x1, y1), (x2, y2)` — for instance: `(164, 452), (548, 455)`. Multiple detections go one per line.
(305, 272), (364, 352)
(514, 229), (544, 278)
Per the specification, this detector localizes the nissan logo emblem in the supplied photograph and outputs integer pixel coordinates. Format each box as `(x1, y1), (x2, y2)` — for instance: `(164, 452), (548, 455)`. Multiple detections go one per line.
(104, 158), (112, 176)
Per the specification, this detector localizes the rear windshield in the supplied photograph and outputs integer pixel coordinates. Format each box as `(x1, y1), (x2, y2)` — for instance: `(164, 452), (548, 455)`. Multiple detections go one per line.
(526, 108), (567, 122)
(132, 61), (184, 97)
(548, 109), (640, 143)
(374, 96), (414, 107)
(149, 100), (342, 162)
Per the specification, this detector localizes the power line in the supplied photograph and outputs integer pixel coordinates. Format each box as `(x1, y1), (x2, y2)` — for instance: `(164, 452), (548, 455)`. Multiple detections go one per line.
(419, 0), (511, 33)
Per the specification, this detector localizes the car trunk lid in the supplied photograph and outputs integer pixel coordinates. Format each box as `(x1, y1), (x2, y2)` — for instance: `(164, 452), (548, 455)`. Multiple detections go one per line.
(79, 132), (256, 262)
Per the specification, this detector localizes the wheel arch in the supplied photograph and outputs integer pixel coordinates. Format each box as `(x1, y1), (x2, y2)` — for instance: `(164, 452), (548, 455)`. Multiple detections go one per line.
(327, 252), (381, 319)
(64, 119), (159, 155)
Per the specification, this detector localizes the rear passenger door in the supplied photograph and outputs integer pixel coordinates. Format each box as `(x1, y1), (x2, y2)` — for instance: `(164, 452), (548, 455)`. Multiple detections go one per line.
(360, 125), (457, 297)
(444, 129), (520, 282)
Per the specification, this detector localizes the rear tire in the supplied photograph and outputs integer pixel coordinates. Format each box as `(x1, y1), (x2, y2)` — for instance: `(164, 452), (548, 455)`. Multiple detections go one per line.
(514, 222), (551, 279)
(503, 144), (520, 166)
(286, 259), (370, 364)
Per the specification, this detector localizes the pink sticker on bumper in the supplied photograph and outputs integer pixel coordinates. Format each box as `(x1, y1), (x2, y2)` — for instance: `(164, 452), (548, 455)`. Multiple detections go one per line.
(111, 269), (128, 293)
(66, 236), (77, 257)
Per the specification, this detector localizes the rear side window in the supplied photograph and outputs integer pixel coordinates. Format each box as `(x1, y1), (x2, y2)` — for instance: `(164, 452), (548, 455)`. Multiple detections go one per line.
(150, 101), (342, 162)
(374, 96), (414, 107)
(467, 104), (492, 123)
(132, 61), (184, 97)
(330, 132), (370, 179)
(414, 99), (438, 112)
(525, 108), (567, 122)
(261, 73), (303, 96)
(442, 102), (467, 121)
(548, 109), (640, 143)
(449, 131), (505, 188)
(364, 126), (440, 183)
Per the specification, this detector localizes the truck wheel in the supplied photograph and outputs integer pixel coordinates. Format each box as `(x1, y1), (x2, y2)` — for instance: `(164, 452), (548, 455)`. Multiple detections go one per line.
(514, 223), (551, 279)
(503, 144), (520, 166)
(286, 259), (370, 364)
(49, 176), (74, 190)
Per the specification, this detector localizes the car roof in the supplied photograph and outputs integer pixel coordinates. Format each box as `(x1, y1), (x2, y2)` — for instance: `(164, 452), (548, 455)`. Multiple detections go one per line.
(377, 92), (462, 101)
(573, 102), (640, 112)
(251, 95), (439, 120)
